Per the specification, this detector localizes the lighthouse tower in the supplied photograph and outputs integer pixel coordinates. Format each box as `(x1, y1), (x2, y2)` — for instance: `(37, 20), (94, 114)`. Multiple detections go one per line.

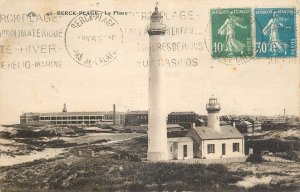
(147, 5), (168, 161)
(206, 95), (221, 131)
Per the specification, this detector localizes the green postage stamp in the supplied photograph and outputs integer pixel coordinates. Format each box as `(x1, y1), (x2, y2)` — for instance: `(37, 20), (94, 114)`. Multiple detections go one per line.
(211, 8), (253, 58)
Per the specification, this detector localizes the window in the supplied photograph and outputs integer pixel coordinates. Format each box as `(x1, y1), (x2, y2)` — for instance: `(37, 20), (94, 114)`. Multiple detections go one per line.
(207, 144), (215, 154)
(233, 143), (240, 152)
(222, 143), (226, 155)
(183, 145), (187, 157)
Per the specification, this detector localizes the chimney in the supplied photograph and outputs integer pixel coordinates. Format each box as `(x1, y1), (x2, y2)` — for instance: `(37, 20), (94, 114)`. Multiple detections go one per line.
(113, 104), (116, 125)
(62, 103), (67, 112)
(191, 123), (195, 129)
(233, 121), (236, 128)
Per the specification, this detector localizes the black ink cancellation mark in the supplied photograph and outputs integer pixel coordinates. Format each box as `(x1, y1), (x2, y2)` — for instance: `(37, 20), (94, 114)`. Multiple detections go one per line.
(65, 12), (123, 67)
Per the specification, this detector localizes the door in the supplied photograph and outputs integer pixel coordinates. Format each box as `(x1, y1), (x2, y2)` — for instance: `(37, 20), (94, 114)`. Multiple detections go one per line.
(174, 145), (178, 160)
(183, 145), (188, 158)
(222, 143), (226, 155)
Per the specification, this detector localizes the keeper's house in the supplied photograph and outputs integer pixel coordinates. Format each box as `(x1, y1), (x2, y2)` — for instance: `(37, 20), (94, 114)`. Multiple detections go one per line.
(187, 124), (244, 159)
(185, 96), (245, 160)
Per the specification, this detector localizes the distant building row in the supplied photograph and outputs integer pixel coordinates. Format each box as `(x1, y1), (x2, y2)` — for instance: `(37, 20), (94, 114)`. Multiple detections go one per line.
(20, 110), (203, 127)
(20, 106), (206, 127)
(20, 105), (296, 129)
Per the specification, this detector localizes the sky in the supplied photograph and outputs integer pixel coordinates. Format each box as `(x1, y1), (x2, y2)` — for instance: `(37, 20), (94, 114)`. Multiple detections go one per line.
(0, 0), (299, 124)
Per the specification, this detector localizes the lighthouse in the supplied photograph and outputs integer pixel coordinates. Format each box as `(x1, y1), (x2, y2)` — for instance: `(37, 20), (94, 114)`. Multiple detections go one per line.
(147, 5), (168, 161)
(206, 95), (221, 131)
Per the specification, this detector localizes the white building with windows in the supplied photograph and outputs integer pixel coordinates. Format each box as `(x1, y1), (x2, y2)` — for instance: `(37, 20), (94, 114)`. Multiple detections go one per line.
(186, 96), (245, 160)
(187, 125), (244, 159)
(167, 137), (193, 160)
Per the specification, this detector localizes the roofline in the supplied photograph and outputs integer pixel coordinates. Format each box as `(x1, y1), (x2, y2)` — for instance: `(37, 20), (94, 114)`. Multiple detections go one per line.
(167, 140), (194, 143)
(201, 137), (243, 140)
(21, 111), (127, 116)
(168, 111), (197, 115)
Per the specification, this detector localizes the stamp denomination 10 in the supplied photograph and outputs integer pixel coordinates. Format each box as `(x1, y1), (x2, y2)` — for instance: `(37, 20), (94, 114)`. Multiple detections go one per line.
(211, 8), (253, 59)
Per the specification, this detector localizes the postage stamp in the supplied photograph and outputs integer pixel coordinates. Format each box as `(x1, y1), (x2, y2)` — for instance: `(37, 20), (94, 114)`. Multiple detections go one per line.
(255, 8), (296, 58)
(211, 8), (253, 59)
(65, 11), (123, 67)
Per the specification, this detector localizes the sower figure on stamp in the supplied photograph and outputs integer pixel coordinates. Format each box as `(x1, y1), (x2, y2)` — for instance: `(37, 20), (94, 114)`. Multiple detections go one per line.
(262, 11), (291, 56)
(218, 12), (247, 56)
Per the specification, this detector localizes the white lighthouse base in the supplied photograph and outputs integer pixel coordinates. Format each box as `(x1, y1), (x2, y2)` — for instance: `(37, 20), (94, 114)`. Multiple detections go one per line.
(147, 151), (168, 162)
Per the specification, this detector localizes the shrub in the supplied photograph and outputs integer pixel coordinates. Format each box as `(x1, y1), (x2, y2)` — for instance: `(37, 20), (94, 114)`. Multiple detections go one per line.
(206, 163), (227, 174)
(246, 153), (262, 163)
(286, 151), (300, 162)
(0, 131), (12, 139)
(121, 162), (239, 191)
(113, 151), (141, 162)
(245, 138), (300, 154)
(127, 182), (145, 191)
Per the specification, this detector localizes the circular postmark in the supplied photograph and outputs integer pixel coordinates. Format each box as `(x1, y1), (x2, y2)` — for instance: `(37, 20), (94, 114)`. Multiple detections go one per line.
(204, 10), (263, 65)
(65, 12), (123, 67)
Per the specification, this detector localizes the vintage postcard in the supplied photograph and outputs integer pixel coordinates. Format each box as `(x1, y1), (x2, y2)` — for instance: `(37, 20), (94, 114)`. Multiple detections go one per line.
(0, 0), (299, 191)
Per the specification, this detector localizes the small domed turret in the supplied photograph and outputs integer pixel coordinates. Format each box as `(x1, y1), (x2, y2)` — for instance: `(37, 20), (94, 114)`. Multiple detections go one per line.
(150, 5), (163, 23)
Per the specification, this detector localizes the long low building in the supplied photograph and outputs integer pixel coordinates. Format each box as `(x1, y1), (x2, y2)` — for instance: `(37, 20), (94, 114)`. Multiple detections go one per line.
(125, 111), (148, 125)
(260, 116), (286, 124)
(124, 111), (207, 128)
(20, 111), (125, 125)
